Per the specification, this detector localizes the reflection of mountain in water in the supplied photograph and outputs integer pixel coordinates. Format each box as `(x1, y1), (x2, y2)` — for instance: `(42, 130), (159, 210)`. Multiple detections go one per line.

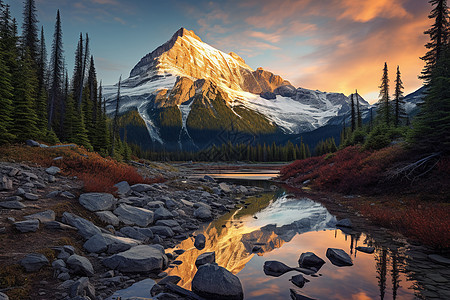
(167, 195), (336, 289)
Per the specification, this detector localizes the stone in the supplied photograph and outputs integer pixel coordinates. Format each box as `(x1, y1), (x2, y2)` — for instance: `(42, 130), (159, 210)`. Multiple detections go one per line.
(22, 172), (38, 180)
(69, 277), (96, 299)
(203, 175), (215, 182)
(298, 252), (325, 270)
(83, 233), (140, 254)
(290, 274), (309, 288)
(61, 191), (75, 199)
(180, 199), (194, 207)
(45, 166), (61, 175)
(149, 226), (174, 237)
(26, 139), (40, 147)
(119, 227), (149, 242)
(155, 219), (179, 228)
(20, 253), (49, 272)
(16, 188), (25, 195)
(194, 234), (206, 250)
(46, 191), (60, 198)
(0, 201), (26, 209)
(102, 245), (168, 273)
(14, 219), (39, 233)
(133, 227), (154, 239)
(154, 207), (173, 221)
(62, 212), (102, 239)
(158, 275), (182, 286)
(5, 196), (22, 201)
(192, 263), (243, 300)
(0, 292), (9, 300)
(66, 254), (94, 276)
(23, 193), (39, 200)
(45, 221), (77, 231)
(130, 183), (153, 193)
(8, 168), (20, 177)
(336, 218), (352, 228)
(57, 272), (70, 281)
(52, 259), (66, 270)
(145, 201), (165, 209)
(263, 260), (293, 277)
(219, 182), (232, 193)
(290, 289), (315, 300)
(428, 254), (450, 265)
(326, 248), (353, 267)
(193, 207), (212, 220)
(79, 193), (116, 212)
(274, 84), (297, 97)
(0, 176), (13, 191)
(24, 210), (55, 223)
(95, 211), (120, 226)
(355, 246), (375, 254)
(165, 199), (178, 209)
(114, 181), (131, 195)
(48, 175), (56, 183)
(114, 204), (154, 227)
(195, 252), (215, 267)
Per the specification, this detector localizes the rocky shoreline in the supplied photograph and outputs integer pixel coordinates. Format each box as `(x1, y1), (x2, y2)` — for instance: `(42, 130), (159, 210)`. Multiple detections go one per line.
(0, 160), (268, 300)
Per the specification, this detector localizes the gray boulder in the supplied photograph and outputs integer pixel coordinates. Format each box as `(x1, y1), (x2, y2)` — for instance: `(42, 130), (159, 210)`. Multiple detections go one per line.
(14, 219), (39, 233)
(114, 181), (131, 195)
(69, 277), (95, 299)
(154, 207), (173, 221)
(83, 233), (141, 254)
(26, 139), (40, 147)
(114, 204), (154, 227)
(0, 201), (26, 209)
(219, 182), (232, 193)
(23, 193), (38, 200)
(45, 166), (61, 175)
(149, 226), (174, 237)
(0, 292), (9, 300)
(0, 176), (13, 191)
(66, 254), (94, 276)
(45, 221), (77, 231)
(20, 253), (49, 272)
(119, 227), (149, 242)
(194, 234), (206, 250)
(195, 252), (215, 268)
(95, 211), (120, 226)
(62, 212), (101, 239)
(203, 175), (216, 182)
(155, 219), (179, 228)
(298, 252), (325, 271)
(193, 207), (212, 221)
(130, 183), (153, 193)
(102, 245), (168, 273)
(263, 260), (293, 277)
(192, 263), (243, 300)
(326, 248), (353, 267)
(24, 210), (55, 223)
(79, 193), (116, 212)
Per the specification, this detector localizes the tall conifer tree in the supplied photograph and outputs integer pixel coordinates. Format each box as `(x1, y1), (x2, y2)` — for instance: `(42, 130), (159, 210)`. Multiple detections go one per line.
(394, 66), (406, 127)
(350, 93), (356, 132)
(48, 10), (63, 131)
(22, 0), (39, 63)
(378, 62), (391, 126)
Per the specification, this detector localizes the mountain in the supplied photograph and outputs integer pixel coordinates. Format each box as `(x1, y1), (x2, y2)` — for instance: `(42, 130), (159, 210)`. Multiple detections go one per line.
(104, 28), (369, 150)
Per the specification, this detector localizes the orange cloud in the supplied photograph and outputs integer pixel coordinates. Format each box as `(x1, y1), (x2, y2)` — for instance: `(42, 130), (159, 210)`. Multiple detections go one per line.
(338, 0), (411, 22)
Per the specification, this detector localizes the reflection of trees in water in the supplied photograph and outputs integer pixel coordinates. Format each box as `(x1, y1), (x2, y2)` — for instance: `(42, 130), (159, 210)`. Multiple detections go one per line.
(390, 249), (401, 300)
(376, 249), (388, 300)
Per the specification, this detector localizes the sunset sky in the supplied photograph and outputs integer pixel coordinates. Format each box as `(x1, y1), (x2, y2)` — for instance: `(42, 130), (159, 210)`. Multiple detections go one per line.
(8, 0), (432, 103)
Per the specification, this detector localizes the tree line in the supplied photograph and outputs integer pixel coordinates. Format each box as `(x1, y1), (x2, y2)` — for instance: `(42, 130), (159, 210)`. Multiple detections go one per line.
(0, 0), (131, 159)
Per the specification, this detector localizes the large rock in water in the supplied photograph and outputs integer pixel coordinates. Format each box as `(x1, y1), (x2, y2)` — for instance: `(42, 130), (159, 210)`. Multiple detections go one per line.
(192, 264), (243, 300)
(20, 253), (49, 272)
(102, 245), (168, 273)
(62, 212), (101, 239)
(114, 204), (154, 227)
(79, 193), (116, 212)
(263, 260), (293, 277)
(326, 248), (353, 267)
(194, 234), (206, 250)
(195, 252), (215, 268)
(298, 252), (325, 271)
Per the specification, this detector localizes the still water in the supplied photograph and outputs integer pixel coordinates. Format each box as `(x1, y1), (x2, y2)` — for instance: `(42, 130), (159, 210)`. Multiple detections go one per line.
(111, 169), (420, 300)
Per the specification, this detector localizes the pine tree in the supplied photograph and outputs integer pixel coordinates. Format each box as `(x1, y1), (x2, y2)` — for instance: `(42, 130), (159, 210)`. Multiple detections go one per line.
(48, 10), (64, 131)
(394, 66), (406, 127)
(356, 90), (362, 128)
(421, 0), (450, 83)
(11, 50), (39, 141)
(22, 0), (39, 63)
(409, 44), (450, 153)
(72, 33), (83, 107)
(350, 93), (356, 132)
(378, 62), (391, 126)
(0, 50), (15, 143)
(111, 75), (121, 157)
(35, 26), (48, 134)
(77, 33), (89, 107)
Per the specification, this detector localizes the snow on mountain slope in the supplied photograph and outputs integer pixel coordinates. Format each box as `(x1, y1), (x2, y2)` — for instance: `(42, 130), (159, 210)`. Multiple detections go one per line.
(104, 27), (370, 147)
